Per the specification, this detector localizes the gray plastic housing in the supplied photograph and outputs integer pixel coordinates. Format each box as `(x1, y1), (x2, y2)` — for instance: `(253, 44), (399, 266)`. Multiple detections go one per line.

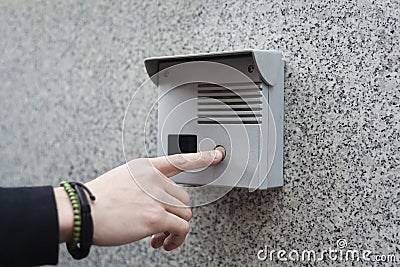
(144, 50), (284, 190)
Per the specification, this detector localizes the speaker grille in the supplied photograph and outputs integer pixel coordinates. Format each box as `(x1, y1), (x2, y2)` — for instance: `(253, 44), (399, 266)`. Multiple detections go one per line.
(197, 83), (262, 124)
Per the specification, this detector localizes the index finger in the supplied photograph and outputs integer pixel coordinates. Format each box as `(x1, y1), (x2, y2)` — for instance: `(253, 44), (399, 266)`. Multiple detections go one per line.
(149, 148), (225, 178)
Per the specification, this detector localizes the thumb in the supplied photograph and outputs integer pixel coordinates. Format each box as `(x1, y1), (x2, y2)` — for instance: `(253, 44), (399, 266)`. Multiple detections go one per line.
(149, 147), (226, 178)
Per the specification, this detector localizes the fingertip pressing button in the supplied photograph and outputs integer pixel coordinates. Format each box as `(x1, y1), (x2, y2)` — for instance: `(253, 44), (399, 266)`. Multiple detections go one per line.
(214, 145), (226, 161)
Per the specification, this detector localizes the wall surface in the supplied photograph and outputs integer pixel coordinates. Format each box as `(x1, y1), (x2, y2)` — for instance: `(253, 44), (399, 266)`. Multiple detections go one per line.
(0, 0), (399, 266)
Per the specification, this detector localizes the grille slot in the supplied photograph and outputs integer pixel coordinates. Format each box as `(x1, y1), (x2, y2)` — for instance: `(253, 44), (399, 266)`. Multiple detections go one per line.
(197, 83), (262, 124)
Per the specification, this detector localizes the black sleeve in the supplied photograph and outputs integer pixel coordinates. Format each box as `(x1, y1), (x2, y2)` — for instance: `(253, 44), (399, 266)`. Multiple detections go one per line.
(0, 186), (59, 266)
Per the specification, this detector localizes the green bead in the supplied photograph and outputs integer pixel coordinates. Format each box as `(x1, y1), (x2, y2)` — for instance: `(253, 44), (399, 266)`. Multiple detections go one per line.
(74, 226), (81, 233)
(71, 200), (78, 205)
(74, 215), (81, 221)
(74, 209), (80, 215)
(74, 220), (81, 226)
(72, 203), (79, 209)
(73, 233), (80, 239)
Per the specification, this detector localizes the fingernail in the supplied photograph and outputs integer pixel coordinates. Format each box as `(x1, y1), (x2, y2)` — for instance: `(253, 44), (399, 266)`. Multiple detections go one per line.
(214, 145), (226, 161)
(216, 150), (224, 161)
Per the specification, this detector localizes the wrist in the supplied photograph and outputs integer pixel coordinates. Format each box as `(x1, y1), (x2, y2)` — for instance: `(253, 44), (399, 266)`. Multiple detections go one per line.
(54, 187), (74, 243)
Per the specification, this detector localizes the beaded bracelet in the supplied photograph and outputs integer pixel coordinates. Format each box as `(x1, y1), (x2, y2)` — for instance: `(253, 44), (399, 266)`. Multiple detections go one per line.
(60, 181), (81, 248)
(60, 181), (95, 260)
(68, 182), (94, 259)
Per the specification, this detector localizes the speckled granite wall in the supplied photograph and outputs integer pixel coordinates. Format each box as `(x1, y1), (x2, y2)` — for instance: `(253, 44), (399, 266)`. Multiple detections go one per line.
(0, 0), (399, 266)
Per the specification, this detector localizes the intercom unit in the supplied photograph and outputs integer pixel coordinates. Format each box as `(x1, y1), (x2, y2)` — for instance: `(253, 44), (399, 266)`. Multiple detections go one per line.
(144, 50), (284, 189)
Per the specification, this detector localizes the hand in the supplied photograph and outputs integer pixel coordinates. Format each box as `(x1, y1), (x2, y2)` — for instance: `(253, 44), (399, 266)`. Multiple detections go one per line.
(55, 149), (225, 251)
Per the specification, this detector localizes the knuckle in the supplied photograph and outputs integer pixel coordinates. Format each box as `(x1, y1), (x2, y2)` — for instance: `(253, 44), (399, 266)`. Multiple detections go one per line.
(182, 221), (190, 235)
(186, 209), (193, 220)
(149, 197), (161, 207)
(170, 155), (186, 169)
(147, 207), (165, 226)
(178, 207), (192, 221)
(173, 185), (190, 204)
(201, 151), (213, 163)
(182, 190), (190, 205)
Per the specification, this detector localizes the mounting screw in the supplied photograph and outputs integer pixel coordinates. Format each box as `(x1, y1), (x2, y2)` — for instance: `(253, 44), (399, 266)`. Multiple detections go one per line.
(248, 65), (254, 73)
